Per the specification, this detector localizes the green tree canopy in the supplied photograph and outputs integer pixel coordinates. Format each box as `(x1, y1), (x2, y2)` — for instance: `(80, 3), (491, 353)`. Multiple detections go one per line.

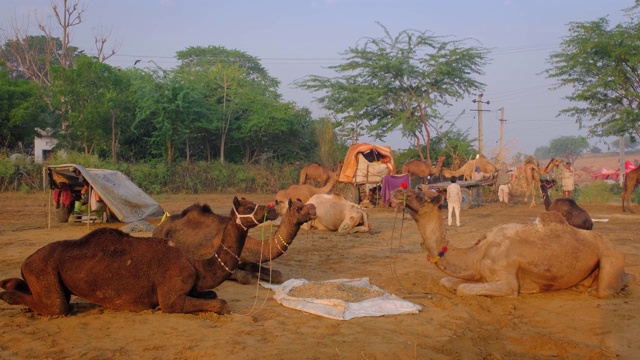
(535, 136), (589, 164)
(545, 3), (640, 140)
(295, 22), (489, 163)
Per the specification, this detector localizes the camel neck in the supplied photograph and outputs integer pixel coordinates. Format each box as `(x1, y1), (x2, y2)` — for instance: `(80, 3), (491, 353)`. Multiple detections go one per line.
(242, 214), (302, 263)
(414, 207), (482, 281)
(193, 216), (249, 291)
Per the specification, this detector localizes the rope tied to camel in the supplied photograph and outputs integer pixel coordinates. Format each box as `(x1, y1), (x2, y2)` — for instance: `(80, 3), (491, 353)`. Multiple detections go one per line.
(275, 234), (289, 255)
(233, 203), (263, 230)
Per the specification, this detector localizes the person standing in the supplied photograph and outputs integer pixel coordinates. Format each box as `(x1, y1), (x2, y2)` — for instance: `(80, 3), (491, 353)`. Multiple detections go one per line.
(562, 161), (575, 199)
(496, 162), (511, 207)
(471, 166), (489, 207)
(446, 176), (463, 227)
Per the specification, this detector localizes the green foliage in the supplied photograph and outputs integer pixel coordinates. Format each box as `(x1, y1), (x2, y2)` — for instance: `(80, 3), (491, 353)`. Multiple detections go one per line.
(545, 4), (640, 140)
(534, 136), (589, 163)
(294, 22), (489, 154)
(577, 180), (615, 205)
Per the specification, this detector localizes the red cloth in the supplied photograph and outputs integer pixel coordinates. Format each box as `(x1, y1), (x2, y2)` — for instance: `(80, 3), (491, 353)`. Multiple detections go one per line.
(53, 183), (73, 207)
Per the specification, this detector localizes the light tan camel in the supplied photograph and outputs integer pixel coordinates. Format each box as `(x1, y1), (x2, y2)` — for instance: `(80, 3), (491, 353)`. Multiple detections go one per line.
(622, 166), (640, 213)
(392, 187), (634, 298)
(441, 155), (496, 181)
(1, 197), (278, 316)
(523, 157), (564, 207)
(401, 154), (447, 184)
(302, 193), (371, 233)
(276, 171), (340, 214)
(299, 162), (343, 186)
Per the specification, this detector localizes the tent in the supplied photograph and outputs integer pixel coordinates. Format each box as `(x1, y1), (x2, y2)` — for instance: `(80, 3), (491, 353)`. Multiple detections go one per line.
(338, 143), (396, 184)
(45, 164), (165, 224)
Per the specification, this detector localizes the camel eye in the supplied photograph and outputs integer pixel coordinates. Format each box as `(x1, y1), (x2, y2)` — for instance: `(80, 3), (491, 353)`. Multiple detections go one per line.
(246, 206), (255, 214)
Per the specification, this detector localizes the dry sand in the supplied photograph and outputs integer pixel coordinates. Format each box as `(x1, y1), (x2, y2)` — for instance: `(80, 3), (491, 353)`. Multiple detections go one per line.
(0, 191), (639, 359)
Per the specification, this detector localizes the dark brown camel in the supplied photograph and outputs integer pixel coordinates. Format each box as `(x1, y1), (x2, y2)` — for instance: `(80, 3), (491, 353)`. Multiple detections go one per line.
(622, 166), (640, 213)
(540, 179), (593, 230)
(299, 162), (343, 186)
(401, 154), (447, 184)
(233, 199), (317, 284)
(0, 197), (278, 316)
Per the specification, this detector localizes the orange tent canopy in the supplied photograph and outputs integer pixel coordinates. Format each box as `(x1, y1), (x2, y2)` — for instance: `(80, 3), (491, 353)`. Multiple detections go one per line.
(338, 143), (396, 183)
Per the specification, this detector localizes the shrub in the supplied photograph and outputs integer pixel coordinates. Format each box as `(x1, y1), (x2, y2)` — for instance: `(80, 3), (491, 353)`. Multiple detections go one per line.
(577, 180), (615, 205)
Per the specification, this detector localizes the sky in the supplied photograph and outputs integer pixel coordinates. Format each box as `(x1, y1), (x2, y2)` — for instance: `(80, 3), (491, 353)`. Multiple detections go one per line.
(1, 0), (634, 157)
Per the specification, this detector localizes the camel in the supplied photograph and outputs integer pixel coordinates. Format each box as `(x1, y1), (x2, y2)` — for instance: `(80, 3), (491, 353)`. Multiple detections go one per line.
(441, 155), (496, 181)
(0, 197), (278, 316)
(622, 166), (640, 213)
(233, 199), (317, 284)
(391, 187), (634, 298)
(539, 179), (593, 230)
(276, 171), (340, 214)
(299, 162), (343, 186)
(523, 157), (564, 207)
(302, 193), (372, 233)
(401, 154), (447, 184)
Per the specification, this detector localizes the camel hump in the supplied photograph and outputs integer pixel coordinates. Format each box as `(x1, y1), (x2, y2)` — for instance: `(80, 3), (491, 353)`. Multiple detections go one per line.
(179, 203), (214, 218)
(536, 211), (569, 227)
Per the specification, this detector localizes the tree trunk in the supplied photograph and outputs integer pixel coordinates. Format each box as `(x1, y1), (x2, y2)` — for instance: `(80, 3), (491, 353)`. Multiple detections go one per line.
(186, 137), (190, 164)
(111, 109), (117, 164)
(167, 139), (174, 166)
(219, 134), (226, 164)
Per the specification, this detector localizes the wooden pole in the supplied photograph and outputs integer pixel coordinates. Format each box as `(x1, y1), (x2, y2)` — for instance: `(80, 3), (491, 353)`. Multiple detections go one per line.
(498, 107), (506, 163)
(619, 135), (625, 185)
(477, 94), (484, 155)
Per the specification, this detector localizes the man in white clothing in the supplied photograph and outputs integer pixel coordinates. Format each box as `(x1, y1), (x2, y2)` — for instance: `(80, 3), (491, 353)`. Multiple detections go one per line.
(446, 176), (463, 226)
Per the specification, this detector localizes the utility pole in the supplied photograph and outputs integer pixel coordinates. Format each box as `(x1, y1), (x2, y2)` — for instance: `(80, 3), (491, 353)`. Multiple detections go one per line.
(472, 94), (490, 155)
(619, 135), (625, 186)
(498, 107), (506, 163)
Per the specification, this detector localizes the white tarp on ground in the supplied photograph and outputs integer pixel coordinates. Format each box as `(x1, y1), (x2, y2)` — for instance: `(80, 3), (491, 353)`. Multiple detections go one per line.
(261, 277), (422, 320)
(46, 164), (165, 223)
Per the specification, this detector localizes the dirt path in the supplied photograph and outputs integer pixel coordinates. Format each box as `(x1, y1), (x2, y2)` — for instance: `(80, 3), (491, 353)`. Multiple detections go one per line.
(0, 192), (638, 359)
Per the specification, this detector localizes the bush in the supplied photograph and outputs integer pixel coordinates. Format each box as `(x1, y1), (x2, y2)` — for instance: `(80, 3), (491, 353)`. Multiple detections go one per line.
(577, 180), (615, 205)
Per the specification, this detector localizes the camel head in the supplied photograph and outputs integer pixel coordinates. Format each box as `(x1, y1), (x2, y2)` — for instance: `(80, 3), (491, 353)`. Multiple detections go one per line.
(232, 197), (279, 230)
(287, 198), (317, 224)
(391, 188), (443, 220)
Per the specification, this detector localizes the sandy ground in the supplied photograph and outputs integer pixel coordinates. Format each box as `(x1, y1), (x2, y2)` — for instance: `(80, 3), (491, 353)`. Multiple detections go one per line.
(0, 190), (639, 359)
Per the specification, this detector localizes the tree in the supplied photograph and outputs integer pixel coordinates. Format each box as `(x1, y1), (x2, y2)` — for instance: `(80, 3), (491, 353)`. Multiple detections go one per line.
(545, 3), (640, 140)
(49, 55), (128, 156)
(0, 62), (48, 151)
(542, 136), (590, 164)
(176, 46), (282, 164)
(295, 22), (489, 163)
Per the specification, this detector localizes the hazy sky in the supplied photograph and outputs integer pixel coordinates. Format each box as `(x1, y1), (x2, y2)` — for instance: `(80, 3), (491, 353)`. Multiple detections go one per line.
(1, 0), (634, 156)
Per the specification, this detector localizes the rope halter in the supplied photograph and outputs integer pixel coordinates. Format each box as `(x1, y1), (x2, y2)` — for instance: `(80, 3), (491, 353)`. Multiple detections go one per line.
(233, 203), (262, 230)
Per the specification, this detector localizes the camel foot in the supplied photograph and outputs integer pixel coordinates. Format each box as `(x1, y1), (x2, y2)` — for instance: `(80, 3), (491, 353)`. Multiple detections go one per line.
(0, 291), (22, 305)
(232, 270), (254, 285)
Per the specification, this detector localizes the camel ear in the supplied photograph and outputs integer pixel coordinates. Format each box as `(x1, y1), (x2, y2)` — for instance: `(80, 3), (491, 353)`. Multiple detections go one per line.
(288, 198), (293, 207)
(233, 196), (240, 209)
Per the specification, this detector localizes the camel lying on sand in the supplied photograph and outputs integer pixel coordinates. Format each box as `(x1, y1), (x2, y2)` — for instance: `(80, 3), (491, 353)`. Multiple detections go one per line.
(276, 171), (339, 214)
(392, 188), (634, 298)
(299, 162), (342, 186)
(302, 193), (371, 233)
(548, 198), (593, 230)
(0, 197), (278, 316)
(539, 179), (593, 230)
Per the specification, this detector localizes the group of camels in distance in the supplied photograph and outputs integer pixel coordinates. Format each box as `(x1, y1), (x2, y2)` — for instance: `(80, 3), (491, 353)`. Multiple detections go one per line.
(297, 151), (639, 213)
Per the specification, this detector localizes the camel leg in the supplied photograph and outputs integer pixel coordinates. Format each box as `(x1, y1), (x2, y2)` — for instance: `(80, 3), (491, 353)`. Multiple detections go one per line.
(440, 277), (470, 293)
(595, 252), (635, 297)
(158, 287), (227, 314)
(456, 278), (519, 297)
(0, 278), (30, 293)
(1, 270), (72, 315)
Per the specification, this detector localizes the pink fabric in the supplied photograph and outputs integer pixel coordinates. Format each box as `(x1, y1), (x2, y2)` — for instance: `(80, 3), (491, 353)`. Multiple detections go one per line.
(381, 174), (410, 206)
